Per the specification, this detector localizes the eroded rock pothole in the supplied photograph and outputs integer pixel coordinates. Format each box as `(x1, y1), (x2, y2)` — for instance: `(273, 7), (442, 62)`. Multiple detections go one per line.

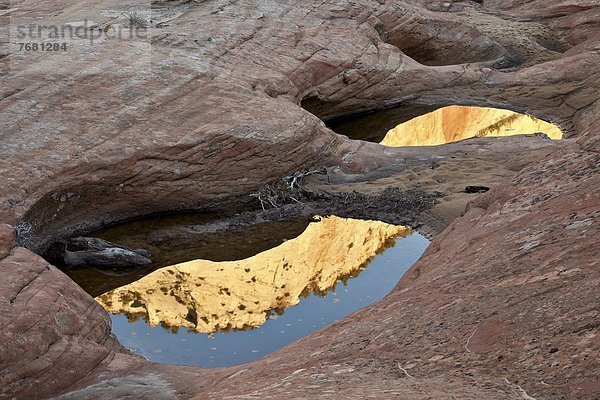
(17, 101), (565, 372)
(326, 105), (562, 145)
(65, 214), (428, 367)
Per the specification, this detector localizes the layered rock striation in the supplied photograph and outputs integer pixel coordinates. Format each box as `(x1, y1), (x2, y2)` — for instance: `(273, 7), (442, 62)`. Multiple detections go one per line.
(0, 0), (598, 399)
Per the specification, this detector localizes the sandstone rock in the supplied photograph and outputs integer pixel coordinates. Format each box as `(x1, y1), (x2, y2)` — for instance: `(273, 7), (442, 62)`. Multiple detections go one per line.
(0, 224), (16, 260)
(0, 0), (598, 399)
(0, 248), (122, 398)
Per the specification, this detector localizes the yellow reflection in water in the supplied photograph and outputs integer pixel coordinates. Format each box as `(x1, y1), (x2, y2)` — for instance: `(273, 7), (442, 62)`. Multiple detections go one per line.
(381, 105), (562, 147)
(96, 216), (410, 333)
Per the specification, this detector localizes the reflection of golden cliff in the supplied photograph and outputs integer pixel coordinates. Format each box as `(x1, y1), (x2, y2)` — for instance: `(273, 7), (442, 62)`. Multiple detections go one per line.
(97, 216), (410, 333)
(381, 105), (562, 147)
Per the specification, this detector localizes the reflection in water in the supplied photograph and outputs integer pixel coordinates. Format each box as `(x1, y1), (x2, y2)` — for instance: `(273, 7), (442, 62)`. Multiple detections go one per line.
(326, 104), (440, 143)
(67, 216), (312, 297)
(107, 225), (429, 368)
(97, 216), (410, 334)
(381, 105), (562, 146)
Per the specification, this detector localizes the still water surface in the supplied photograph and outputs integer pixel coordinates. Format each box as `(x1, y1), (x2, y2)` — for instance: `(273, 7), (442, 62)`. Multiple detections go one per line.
(108, 229), (429, 367)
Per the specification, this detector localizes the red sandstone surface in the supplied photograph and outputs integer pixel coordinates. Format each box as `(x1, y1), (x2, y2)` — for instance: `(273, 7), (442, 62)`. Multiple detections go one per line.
(0, 0), (598, 399)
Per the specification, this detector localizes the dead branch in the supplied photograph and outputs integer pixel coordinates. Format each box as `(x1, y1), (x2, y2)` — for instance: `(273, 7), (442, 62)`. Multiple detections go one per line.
(250, 167), (327, 210)
(249, 193), (267, 211)
(283, 167), (327, 190)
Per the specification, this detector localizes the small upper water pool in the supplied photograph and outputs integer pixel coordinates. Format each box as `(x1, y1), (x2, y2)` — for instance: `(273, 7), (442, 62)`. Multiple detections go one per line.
(327, 105), (562, 145)
(69, 215), (429, 368)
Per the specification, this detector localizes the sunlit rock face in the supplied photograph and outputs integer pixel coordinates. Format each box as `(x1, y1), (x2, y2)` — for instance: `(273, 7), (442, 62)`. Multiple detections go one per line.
(97, 216), (410, 333)
(381, 105), (562, 147)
